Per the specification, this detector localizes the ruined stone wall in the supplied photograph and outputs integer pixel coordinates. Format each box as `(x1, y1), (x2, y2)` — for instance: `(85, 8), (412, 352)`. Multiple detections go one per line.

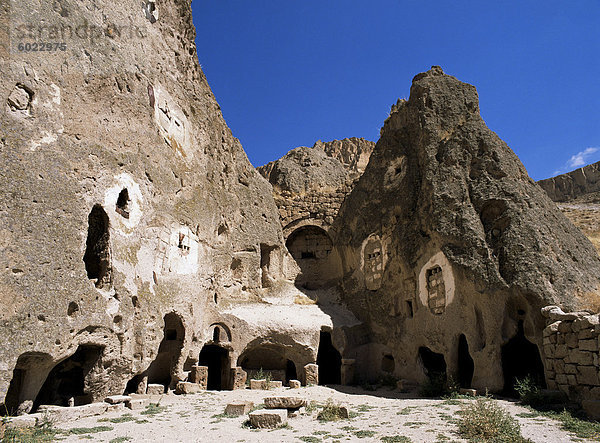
(542, 306), (600, 400)
(258, 139), (374, 234)
(274, 182), (354, 233)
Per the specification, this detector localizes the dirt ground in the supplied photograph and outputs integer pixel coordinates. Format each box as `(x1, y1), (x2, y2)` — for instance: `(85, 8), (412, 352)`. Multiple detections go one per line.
(54, 385), (592, 442)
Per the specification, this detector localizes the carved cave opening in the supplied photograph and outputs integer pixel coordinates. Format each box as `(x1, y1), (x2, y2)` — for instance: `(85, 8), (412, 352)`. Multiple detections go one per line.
(2, 352), (53, 415)
(199, 345), (230, 390)
(286, 225), (334, 289)
(381, 354), (395, 373)
(83, 205), (112, 289)
(317, 331), (341, 385)
(501, 320), (546, 395)
(238, 345), (296, 384)
(419, 346), (447, 384)
(32, 345), (104, 412)
(147, 313), (185, 391)
(457, 334), (474, 388)
(116, 188), (130, 218)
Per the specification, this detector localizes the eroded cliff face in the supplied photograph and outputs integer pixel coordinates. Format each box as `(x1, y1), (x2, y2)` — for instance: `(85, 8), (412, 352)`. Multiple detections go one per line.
(332, 67), (600, 390)
(538, 161), (600, 202)
(0, 0), (303, 411)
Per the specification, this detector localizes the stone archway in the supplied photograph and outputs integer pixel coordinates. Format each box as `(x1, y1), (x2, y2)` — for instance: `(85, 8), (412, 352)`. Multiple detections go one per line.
(285, 225), (340, 289)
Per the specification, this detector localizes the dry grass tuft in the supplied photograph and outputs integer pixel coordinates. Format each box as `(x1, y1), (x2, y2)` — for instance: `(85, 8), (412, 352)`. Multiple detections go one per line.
(294, 294), (317, 305)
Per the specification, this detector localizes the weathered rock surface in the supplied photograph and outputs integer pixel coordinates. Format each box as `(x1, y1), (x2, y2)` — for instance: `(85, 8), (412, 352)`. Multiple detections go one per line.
(263, 396), (307, 409)
(332, 66), (600, 391)
(0, 0), (317, 414)
(538, 161), (600, 202)
(248, 409), (287, 428)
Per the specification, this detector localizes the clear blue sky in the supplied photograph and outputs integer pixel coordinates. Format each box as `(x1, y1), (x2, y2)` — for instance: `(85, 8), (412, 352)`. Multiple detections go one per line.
(192, 1), (599, 180)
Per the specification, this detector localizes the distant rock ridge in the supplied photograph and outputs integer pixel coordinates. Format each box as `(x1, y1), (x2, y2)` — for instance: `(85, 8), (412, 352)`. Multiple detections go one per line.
(257, 138), (375, 193)
(538, 161), (600, 202)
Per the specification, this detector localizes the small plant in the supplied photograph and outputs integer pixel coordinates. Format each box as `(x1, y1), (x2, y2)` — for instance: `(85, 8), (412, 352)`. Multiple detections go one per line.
(298, 437), (320, 443)
(354, 429), (376, 438)
(99, 413), (136, 423)
(68, 425), (114, 435)
(109, 437), (132, 443)
(515, 376), (566, 408)
(141, 402), (168, 416)
(316, 399), (348, 422)
(1, 415), (58, 442)
(545, 409), (600, 440)
(381, 436), (412, 443)
(305, 401), (320, 413)
(457, 398), (531, 442)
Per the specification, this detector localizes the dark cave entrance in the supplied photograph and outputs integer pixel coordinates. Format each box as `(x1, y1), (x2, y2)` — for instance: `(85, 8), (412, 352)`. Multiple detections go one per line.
(501, 320), (546, 395)
(419, 346), (447, 383)
(199, 345), (230, 390)
(32, 345), (104, 411)
(457, 334), (475, 388)
(286, 359), (297, 383)
(83, 205), (112, 289)
(147, 313), (185, 392)
(286, 225), (334, 289)
(316, 331), (341, 385)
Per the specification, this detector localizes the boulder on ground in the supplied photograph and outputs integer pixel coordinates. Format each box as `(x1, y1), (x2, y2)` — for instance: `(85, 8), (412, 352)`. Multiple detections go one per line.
(248, 409), (288, 428)
(264, 396), (307, 409)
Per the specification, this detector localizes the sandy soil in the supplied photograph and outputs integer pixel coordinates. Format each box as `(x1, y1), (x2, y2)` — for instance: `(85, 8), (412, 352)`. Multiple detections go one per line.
(55, 385), (591, 443)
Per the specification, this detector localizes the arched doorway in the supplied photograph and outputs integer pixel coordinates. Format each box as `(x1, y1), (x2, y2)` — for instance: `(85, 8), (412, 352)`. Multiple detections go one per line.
(286, 225), (336, 289)
(316, 331), (341, 385)
(32, 345), (104, 411)
(199, 345), (230, 390)
(501, 320), (545, 395)
(147, 313), (185, 392)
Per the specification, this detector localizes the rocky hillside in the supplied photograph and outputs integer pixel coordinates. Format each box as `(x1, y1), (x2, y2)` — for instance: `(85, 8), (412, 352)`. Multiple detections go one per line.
(538, 161), (600, 202)
(0, 0), (290, 407)
(332, 66), (600, 390)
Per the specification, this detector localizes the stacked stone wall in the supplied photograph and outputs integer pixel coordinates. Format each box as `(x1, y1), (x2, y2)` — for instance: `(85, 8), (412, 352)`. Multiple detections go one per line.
(542, 306), (600, 400)
(275, 181), (356, 230)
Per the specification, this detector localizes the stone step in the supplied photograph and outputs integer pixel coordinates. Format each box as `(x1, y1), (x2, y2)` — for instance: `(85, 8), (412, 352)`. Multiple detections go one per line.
(248, 409), (287, 428)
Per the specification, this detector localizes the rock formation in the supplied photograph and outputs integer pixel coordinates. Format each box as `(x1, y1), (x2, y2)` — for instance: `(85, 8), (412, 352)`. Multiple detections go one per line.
(331, 66), (600, 391)
(538, 161), (600, 202)
(0, 0), (355, 415)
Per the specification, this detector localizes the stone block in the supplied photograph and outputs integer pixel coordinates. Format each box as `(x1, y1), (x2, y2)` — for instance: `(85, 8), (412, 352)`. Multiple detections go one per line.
(175, 381), (202, 394)
(579, 339), (599, 352)
(39, 402), (108, 423)
(5, 414), (40, 428)
(304, 363), (319, 386)
(566, 334), (579, 348)
(269, 380), (283, 389)
(567, 374), (577, 385)
(459, 388), (477, 396)
(554, 359), (565, 373)
(543, 345), (554, 358)
(341, 359), (355, 385)
(224, 402), (253, 416)
(288, 380), (301, 389)
(544, 321), (560, 334)
(248, 409), (288, 428)
(572, 350), (594, 365)
(264, 396), (307, 409)
(554, 345), (568, 359)
(577, 366), (600, 386)
(126, 398), (149, 410)
(250, 379), (267, 390)
(558, 322), (572, 333)
(578, 328), (595, 340)
(231, 367), (247, 390)
(555, 373), (568, 384)
(190, 365), (208, 389)
(582, 400), (600, 420)
(147, 383), (165, 395)
(564, 364), (577, 374)
(107, 403), (125, 413)
(105, 395), (131, 404)
(134, 375), (148, 395)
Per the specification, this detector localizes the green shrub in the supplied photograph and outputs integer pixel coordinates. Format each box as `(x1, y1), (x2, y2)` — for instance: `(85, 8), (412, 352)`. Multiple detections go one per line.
(457, 398), (531, 442)
(419, 373), (448, 397)
(316, 399), (348, 422)
(515, 377), (566, 407)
